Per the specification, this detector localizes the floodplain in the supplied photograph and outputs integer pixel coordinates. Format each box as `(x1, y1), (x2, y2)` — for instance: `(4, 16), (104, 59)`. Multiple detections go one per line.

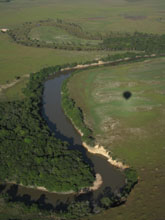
(67, 57), (165, 220)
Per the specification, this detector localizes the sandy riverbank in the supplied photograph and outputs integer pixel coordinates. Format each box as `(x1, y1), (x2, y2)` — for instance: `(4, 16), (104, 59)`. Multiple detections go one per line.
(83, 142), (129, 169)
(0, 53), (156, 94)
(63, 111), (128, 169)
(6, 173), (103, 195)
(33, 173), (103, 194)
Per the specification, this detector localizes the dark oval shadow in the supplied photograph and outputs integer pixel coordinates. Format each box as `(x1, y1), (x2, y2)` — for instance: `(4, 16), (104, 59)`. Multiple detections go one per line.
(123, 91), (132, 100)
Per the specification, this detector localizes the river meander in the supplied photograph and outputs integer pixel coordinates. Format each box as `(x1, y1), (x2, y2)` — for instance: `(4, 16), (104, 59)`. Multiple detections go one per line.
(1, 69), (125, 208)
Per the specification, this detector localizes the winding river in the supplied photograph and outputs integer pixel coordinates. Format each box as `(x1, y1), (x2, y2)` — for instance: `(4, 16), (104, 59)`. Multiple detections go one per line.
(1, 69), (125, 208)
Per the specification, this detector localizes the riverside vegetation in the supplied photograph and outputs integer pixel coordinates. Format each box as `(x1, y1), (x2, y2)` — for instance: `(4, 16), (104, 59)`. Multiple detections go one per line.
(0, 54), (139, 219)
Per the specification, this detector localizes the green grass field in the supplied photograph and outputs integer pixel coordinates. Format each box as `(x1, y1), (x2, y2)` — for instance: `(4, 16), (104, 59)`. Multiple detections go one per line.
(29, 26), (102, 46)
(0, 0), (165, 34)
(0, 76), (28, 101)
(67, 57), (165, 220)
(0, 0), (165, 86)
(0, 33), (111, 85)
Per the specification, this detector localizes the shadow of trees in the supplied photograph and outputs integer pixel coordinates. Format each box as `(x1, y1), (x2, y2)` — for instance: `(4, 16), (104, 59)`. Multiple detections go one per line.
(0, 184), (127, 216)
(0, 184), (71, 213)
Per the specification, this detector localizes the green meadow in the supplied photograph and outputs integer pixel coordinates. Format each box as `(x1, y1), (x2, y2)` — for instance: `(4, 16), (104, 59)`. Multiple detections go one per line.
(0, 33), (109, 85)
(0, 31), (111, 101)
(68, 57), (165, 220)
(29, 26), (101, 47)
(0, 0), (165, 34)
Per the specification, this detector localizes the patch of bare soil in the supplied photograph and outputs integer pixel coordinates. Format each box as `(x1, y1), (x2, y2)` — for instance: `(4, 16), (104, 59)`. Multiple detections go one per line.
(82, 173), (103, 192)
(135, 106), (153, 111)
(101, 117), (120, 133)
(126, 127), (147, 136)
(83, 17), (107, 21)
(124, 0), (143, 3)
(94, 92), (123, 103)
(156, 90), (165, 95)
(98, 117), (123, 145)
(7, 173), (103, 195)
(143, 80), (161, 86)
(0, 74), (29, 93)
(97, 115), (148, 147)
(83, 142), (128, 169)
(124, 15), (147, 21)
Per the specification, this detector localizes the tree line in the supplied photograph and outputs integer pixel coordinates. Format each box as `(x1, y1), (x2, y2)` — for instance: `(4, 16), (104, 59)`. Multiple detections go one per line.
(101, 32), (165, 53)
(0, 167), (138, 219)
(8, 19), (101, 51)
(7, 19), (165, 53)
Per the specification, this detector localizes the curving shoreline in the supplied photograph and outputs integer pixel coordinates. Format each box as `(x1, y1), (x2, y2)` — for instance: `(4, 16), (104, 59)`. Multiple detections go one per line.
(64, 116), (129, 170)
(60, 53), (156, 73)
(7, 173), (103, 195)
(60, 54), (165, 171)
(82, 142), (129, 169)
(0, 53), (157, 94)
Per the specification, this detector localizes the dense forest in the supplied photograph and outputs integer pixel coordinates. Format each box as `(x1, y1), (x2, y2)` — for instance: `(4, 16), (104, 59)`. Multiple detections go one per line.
(101, 32), (165, 53)
(0, 65), (95, 192)
(0, 0), (12, 2)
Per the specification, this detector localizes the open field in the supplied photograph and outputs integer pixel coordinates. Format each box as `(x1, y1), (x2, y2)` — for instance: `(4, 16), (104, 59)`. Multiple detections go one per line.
(0, 33), (111, 85)
(0, 76), (28, 101)
(29, 26), (102, 47)
(0, 0), (165, 86)
(0, 0), (165, 34)
(68, 57), (165, 220)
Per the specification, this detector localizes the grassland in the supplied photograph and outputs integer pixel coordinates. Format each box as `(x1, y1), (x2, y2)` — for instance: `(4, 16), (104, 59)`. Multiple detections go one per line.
(0, 32), (111, 101)
(0, 76), (28, 101)
(29, 26), (102, 46)
(0, 0), (165, 87)
(0, 0), (165, 34)
(0, 33), (110, 85)
(67, 57), (165, 220)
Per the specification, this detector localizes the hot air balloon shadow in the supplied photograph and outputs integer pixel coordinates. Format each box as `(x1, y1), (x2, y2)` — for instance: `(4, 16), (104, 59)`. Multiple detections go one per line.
(123, 91), (132, 100)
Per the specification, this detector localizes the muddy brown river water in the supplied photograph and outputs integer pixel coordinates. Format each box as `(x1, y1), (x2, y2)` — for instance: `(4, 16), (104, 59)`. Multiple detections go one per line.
(1, 69), (125, 209)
